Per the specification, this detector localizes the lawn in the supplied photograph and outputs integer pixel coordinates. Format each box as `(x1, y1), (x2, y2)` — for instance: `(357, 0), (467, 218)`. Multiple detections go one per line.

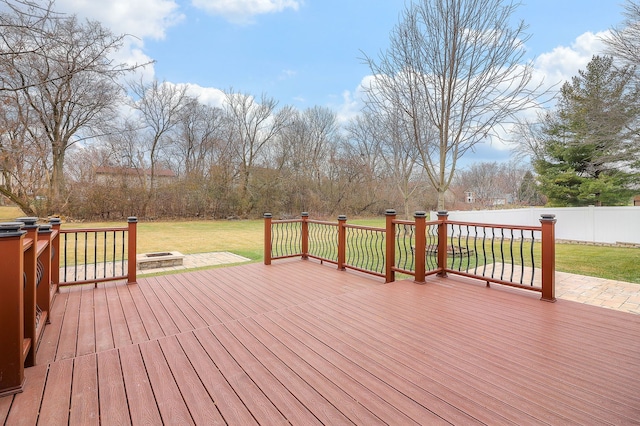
(1, 207), (638, 284)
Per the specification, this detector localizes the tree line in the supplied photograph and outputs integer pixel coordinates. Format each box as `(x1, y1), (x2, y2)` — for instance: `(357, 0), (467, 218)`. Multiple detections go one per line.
(1, 0), (638, 220)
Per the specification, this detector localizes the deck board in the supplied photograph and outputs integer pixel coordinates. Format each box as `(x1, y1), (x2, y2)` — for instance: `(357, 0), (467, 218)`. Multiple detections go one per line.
(139, 340), (195, 425)
(125, 282), (166, 341)
(38, 357), (73, 425)
(92, 285), (115, 353)
(145, 275), (199, 333)
(69, 354), (99, 425)
(119, 344), (163, 425)
(96, 349), (130, 425)
(239, 316), (385, 425)
(192, 327), (289, 423)
(4, 364), (48, 426)
(158, 336), (226, 425)
(224, 320), (352, 425)
(2, 260), (639, 424)
(175, 332), (258, 425)
(55, 289), (81, 361)
(116, 283), (149, 345)
(104, 281), (132, 349)
(135, 276), (182, 337)
(76, 288), (96, 356)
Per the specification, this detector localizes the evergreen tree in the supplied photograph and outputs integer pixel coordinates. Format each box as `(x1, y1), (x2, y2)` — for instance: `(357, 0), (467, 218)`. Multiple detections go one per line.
(534, 56), (640, 206)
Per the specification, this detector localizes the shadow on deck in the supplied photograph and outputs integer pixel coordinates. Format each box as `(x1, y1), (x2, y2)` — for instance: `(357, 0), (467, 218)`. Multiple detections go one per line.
(1, 260), (639, 424)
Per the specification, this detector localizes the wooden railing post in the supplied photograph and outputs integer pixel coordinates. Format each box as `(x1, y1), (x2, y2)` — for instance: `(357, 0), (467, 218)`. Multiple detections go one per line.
(437, 211), (449, 277)
(127, 217), (138, 284)
(540, 214), (557, 302)
(337, 215), (347, 271)
(264, 213), (272, 265)
(385, 209), (396, 283)
(301, 212), (309, 260)
(17, 217), (38, 367)
(0, 222), (28, 397)
(414, 211), (427, 283)
(49, 218), (61, 292)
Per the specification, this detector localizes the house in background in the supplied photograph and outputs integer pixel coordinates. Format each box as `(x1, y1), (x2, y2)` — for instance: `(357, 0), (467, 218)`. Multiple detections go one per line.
(94, 166), (176, 187)
(463, 190), (514, 208)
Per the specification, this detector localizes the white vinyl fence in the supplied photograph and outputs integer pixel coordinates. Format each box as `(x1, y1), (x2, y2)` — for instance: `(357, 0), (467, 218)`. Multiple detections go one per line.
(430, 206), (640, 245)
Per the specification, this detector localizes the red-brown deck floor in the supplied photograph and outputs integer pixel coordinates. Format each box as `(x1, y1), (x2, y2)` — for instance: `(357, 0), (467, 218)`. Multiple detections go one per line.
(1, 260), (639, 425)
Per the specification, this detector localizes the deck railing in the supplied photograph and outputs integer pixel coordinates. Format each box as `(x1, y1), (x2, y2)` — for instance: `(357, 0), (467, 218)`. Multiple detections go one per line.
(59, 217), (138, 287)
(265, 210), (556, 302)
(0, 217), (137, 396)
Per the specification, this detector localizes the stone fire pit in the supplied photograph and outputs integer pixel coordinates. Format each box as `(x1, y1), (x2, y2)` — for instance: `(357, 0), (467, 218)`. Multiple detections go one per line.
(136, 251), (185, 270)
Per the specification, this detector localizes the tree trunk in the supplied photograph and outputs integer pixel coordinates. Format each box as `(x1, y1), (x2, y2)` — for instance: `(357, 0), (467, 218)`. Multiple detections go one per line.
(0, 189), (36, 217)
(437, 189), (446, 212)
(49, 147), (66, 214)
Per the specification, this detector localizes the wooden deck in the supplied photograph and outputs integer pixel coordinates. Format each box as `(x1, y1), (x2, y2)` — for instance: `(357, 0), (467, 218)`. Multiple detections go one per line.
(1, 260), (639, 425)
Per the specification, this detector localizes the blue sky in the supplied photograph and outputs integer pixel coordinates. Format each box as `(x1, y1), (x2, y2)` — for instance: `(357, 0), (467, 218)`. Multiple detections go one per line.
(55, 0), (627, 163)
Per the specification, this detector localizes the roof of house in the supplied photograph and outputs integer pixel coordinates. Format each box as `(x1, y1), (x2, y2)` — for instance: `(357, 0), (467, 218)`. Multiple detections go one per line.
(95, 166), (176, 178)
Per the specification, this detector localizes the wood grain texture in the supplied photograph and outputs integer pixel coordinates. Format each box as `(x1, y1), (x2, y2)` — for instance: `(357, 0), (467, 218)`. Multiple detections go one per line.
(1, 260), (638, 424)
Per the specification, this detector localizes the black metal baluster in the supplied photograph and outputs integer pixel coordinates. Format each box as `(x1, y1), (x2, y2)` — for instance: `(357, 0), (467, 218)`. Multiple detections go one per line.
(509, 230), (515, 282)
(499, 228), (505, 280)
(530, 230), (536, 286)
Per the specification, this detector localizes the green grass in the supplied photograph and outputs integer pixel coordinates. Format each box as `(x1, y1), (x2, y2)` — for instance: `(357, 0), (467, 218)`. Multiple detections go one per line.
(62, 219), (265, 262)
(555, 244), (640, 283)
(0, 206), (27, 221)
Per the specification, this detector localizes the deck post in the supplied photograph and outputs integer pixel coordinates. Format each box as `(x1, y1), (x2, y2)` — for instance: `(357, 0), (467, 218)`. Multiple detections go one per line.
(17, 217), (38, 367)
(385, 209), (396, 283)
(414, 212), (427, 283)
(437, 211), (448, 277)
(301, 212), (309, 259)
(264, 213), (272, 265)
(127, 217), (138, 284)
(0, 222), (27, 397)
(539, 214), (557, 302)
(49, 218), (61, 292)
(337, 215), (347, 271)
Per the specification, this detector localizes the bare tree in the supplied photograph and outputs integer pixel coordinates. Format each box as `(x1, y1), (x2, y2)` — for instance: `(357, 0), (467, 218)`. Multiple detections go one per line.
(605, 0), (640, 67)
(347, 109), (424, 218)
(454, 160), (530, 207)
(0, 2), (142, 213)
(363, 0), (544, 210)
(0, 103), (46, 214)
(0, 0), (57, 92)
(171, 99), (226, 178)
(127, 80), (189, 214)
(223, 89), (293, 216)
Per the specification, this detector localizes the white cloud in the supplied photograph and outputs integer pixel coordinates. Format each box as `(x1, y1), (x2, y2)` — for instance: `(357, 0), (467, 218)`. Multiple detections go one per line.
(334, 89), (364, 125)
(533, 31), (609, 88)
(191, 0), (301, 24)
(54, 0), (184, 83)
(56, 0), (183, 40)
(180, 83), (227, 107)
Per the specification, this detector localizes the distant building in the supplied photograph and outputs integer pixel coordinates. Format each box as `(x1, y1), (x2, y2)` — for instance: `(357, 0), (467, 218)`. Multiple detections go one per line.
(94, 166), (176, 187)
(464, 191), (475, 204)
(463, 190), (513, 207)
